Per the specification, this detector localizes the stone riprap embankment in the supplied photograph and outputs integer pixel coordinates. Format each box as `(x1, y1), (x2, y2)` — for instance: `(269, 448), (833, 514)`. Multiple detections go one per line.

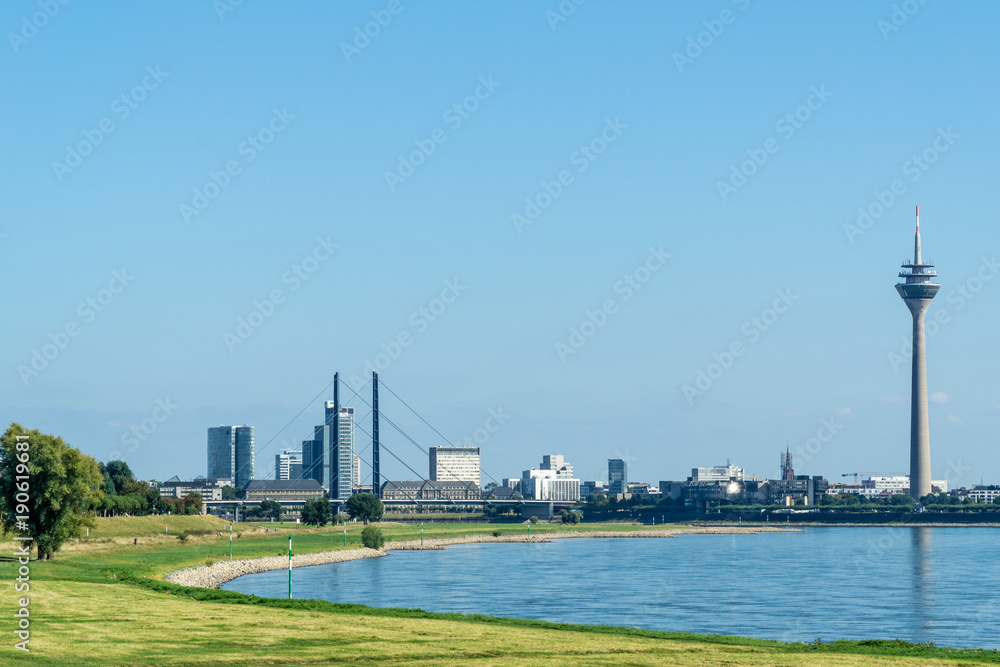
(166, 526), (794, 590)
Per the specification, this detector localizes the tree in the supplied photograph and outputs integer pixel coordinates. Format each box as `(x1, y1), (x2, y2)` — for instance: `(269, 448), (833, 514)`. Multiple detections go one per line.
(221, 485), (238, 501)
(361, 525), (385, 549)
(259, 499), (282, 521)
(560, 509), (581, 524)
(300, 498), (331, 526)
(345, 493), (384, 525)
(103, 460), (135, 495)
(0, 424), (104, 559)
(97, 463), (116, 497)
(182, 492), (203, 515)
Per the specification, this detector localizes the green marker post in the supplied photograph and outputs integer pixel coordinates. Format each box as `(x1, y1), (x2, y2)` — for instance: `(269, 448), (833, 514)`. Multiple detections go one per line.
(343, 521), (347, 547)
(288, 535), (292, 599)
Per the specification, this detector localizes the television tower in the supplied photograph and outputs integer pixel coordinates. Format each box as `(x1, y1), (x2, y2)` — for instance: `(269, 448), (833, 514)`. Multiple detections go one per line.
(895, 206), (940, 501)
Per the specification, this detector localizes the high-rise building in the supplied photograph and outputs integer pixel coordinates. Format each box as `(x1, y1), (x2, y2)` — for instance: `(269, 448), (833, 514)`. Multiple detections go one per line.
(331, 404), (355, 500)
(353, 452), (361, 488)
(896, 206), (940, 501)
(301, 394), (355, 498)
(234, 426), (255, 488)
(540, 454), (574, 478)
(275, 450), (303, 481)
(207, 427), (235, 482)
(608, 459), (628, 495)
(301, 427), (327, 486)
(207, 425), (255, 489)
(429, 446), (481, 487)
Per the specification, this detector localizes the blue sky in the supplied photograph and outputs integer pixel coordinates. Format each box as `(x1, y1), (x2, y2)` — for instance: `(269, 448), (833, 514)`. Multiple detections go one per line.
(3, 1), (998, 488)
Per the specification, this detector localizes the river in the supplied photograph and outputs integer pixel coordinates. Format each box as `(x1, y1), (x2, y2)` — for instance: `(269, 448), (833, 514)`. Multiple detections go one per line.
(221, 526), (1000, 648)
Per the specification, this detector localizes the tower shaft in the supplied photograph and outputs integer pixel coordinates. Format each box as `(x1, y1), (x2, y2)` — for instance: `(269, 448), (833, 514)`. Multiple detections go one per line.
(908, 308), (932, 500)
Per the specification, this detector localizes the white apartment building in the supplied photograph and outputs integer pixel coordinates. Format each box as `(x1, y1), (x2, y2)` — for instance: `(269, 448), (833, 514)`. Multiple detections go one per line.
(967, 486), (1000, 503)
(521, 468), (581, 502)
(429, 446), (481, 487)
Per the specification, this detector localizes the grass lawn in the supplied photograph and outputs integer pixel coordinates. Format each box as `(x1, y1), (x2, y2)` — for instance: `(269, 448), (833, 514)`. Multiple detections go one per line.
(2, 518), (998, 666)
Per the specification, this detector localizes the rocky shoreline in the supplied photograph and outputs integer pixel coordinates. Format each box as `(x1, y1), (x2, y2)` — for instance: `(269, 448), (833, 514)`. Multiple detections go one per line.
(165, 526), (794, 590)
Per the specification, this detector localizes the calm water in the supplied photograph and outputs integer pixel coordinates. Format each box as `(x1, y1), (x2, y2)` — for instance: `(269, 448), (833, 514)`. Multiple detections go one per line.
(223, 527), (1000, 648)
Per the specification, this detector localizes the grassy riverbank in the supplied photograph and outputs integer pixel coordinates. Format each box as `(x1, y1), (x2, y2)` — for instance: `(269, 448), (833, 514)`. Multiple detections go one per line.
(3, 518), (998, 666)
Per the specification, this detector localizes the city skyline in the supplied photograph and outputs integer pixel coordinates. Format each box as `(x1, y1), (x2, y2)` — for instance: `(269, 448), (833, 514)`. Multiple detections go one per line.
(4, 3), (998, 488)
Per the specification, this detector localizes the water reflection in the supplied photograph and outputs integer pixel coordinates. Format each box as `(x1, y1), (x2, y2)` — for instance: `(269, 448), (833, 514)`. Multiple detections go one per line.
(911, 526), (935, 642)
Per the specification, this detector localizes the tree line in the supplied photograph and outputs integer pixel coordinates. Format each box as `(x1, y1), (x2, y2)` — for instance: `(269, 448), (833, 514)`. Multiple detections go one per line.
(0, 423), (389, 559)
(0, 424), (200, 559)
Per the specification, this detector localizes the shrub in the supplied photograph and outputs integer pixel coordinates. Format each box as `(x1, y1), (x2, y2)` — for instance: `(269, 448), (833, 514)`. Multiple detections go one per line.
(361, 525), (385, 550)
(205, 560), (214, 567)
(176, 531), (190, 544)
(492, 530), (502, 537)
(529, 516), (538, 525)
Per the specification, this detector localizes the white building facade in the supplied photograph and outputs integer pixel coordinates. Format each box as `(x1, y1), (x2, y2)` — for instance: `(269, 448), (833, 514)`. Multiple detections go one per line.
(429, 446), (481, 487)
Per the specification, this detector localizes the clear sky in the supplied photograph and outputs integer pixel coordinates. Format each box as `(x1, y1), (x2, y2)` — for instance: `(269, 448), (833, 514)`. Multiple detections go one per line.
(3, 1), (998, 488)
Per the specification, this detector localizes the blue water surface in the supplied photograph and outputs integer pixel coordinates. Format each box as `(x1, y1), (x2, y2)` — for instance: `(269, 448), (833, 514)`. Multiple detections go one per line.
(222, 527), (1000, 648)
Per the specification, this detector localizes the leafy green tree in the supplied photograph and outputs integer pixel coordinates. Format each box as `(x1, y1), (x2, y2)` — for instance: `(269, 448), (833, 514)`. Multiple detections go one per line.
(259, 499), (282, 521)
(221, 485), (238, 501)
(345, 493), (384, 525)
(300, 498), (331, 526)
(560, 509), (581, 524)
(182, 492), (203, 515)
(104, 460), (135, 495)
(361, 525), (385, 549)
(97, 463), (117, 497)
(0, 424), (104, 559)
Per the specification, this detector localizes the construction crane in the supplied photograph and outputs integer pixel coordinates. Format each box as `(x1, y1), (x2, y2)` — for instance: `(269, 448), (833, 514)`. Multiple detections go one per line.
(841, 472), (903, 485)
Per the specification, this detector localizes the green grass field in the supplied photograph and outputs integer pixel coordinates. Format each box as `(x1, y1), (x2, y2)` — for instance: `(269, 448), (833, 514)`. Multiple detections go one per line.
(2, 518), (998, 666)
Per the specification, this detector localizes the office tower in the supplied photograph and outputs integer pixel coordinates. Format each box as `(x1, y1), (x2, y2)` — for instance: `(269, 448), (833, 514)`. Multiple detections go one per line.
(331, 403), (355, 499)
(233, 426), (255, 488)
(353, 452), (361, 488)
(301, 429), (326, 486)
(429, 447), (481, 487)
(275, 450), (303, 481)
(895, 206), (940, 501)
(207, 427), (235, 481)
(608, 458), (627, 495)
(301, 402), (355, 498)
(207, 425), (255, 489)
